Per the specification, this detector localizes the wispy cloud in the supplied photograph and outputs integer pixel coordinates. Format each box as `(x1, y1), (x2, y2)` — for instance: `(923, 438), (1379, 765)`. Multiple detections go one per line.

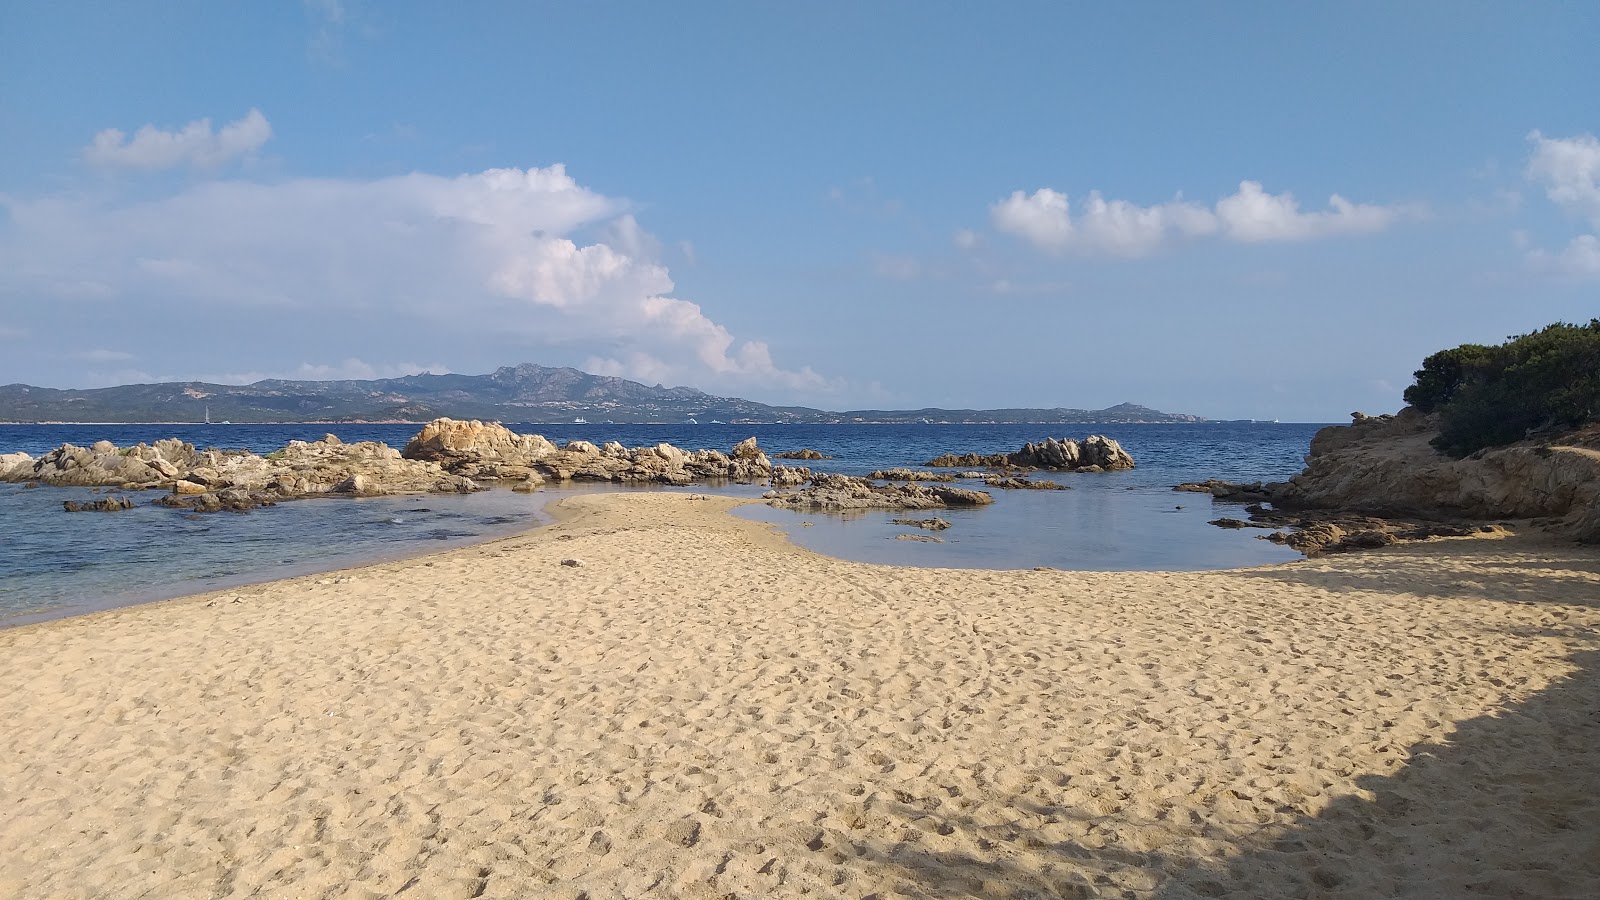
(1522, 131), (1600, 279)
(84, 110), (272, 171)
(305, 0), (348, 64)
(991, 181), (1403, 257)
(69, 349), (137, 363)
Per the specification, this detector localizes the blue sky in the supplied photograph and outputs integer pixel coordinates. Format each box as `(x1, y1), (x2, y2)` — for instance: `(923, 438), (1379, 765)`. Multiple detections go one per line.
(1, 2), (1596, 420)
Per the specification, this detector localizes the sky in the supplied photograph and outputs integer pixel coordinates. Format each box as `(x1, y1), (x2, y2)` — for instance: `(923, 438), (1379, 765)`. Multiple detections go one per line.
(1, 2), (1596, 421)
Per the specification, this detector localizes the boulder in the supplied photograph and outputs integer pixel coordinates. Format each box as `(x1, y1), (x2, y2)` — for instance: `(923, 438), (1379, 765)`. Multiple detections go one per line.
(0, 452), (31, 480)
(401, 418), (560, 478)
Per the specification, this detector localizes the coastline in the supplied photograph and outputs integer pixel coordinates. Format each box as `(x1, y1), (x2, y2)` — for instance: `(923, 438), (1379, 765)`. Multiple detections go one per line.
(2, 492), (1596, 897)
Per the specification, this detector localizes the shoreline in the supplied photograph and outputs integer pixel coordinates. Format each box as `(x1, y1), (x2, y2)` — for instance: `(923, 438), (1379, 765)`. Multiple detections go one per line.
(2, 492), (1596, 897)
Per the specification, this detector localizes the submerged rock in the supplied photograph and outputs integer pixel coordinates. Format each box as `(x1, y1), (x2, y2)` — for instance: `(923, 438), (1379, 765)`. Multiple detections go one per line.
(774, 448), (830, 460)
(893, 517), (952, 531)
(868, 469), (957, 482)
(62, 496), (135, 512)
(765, 473), (993, 511)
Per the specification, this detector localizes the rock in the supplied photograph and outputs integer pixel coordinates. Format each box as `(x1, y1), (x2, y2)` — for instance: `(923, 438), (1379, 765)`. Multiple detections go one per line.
(1208, 517), (1274, 529)
(769, 465), (810, 488)
(62, 496), (135, 512)
(926, 436), (1134, 471)
(893, 517), (952, 531)
(1271, 407), (1600, 543)
(11, 434), (481, 502)
(1175, 480), (1279, 502)
(731, 437), (763, 460)
(401, 418), (561, 479)
(0, 452), (32, 480)
(774, 449), (830, 460)
(895, 534), (944, 542)
(332, 473), (377, 495)
(560, 559), (582, 567)
(766, 473), (993, 511)
(868, 469), (957, 482)
(984, 477), (1067, 490)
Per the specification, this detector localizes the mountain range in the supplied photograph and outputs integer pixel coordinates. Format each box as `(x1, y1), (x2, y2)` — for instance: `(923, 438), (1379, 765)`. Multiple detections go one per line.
(0, 364), (1204, 425)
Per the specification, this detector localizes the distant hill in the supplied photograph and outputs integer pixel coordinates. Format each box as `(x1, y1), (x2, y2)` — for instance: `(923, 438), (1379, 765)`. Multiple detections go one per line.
(0, 364), (1205, 425)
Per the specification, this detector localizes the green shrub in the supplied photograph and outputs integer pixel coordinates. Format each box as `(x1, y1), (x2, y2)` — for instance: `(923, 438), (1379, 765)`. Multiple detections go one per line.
(1418, 320), (1600, 456)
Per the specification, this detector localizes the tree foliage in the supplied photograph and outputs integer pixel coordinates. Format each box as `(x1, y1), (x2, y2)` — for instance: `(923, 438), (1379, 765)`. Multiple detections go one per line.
(1410, 321), (1600, 457)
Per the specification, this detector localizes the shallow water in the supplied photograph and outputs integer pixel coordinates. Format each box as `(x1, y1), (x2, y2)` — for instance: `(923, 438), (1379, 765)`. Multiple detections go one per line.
(0, 422), (1322, 625)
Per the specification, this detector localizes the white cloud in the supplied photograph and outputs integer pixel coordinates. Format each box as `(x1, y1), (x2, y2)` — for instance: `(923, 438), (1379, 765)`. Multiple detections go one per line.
(991, 181), (1399, 256)
(1522, 131), (1600, 279)
(69, 349), (136, 362)
(0, 326), (26, 340)
(1527, 234), (1600, 278)
(84, 109), (272, 170)
(0, 163), (829, 398)
(952, 228), (981, 250)
(1213, 181), (1396, 242)
(871, 253), (921, 280)
(1527, 131), (1600, 227)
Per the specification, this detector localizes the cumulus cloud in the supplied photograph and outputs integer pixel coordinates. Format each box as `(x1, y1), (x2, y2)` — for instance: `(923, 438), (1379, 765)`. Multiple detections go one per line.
(84, 109), (272, 170)
(1522, 131), (1600, 279)
(1527, 131), (1600, 226)
(0, 163), (829, 397)
(991, 181), (1399, 256)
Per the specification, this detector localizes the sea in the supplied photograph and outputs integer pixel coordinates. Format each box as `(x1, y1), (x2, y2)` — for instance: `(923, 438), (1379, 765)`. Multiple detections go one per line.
(0, 422), (1324, 627)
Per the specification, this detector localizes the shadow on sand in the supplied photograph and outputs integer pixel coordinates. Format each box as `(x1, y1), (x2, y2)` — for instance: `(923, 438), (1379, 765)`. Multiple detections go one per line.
(853, 540), (1600, 898)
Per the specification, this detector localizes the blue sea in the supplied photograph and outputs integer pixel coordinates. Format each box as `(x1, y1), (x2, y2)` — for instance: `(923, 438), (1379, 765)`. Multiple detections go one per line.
(0, 422), (1323, 627)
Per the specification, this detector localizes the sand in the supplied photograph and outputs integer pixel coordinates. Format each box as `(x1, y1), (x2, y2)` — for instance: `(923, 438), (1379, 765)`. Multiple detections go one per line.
(1, 492), (1597, 899)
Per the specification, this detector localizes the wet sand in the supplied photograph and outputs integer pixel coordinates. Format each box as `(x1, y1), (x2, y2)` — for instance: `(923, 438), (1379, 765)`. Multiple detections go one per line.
(1, 492), (1596, 898)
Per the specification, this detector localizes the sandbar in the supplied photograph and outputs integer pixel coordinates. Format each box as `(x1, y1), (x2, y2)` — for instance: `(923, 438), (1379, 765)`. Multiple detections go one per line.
(1, 493), (1596, 898)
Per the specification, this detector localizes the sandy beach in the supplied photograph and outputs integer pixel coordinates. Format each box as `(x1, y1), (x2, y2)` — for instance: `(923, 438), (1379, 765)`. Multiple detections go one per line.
(1, 492), (1597, 899)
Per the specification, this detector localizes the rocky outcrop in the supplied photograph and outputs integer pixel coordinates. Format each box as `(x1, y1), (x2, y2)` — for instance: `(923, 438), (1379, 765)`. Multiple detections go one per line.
(4, 435), (481, 512)
(1181, 408), (1600, 548)
(926, 436), (1135, 471)
(400, 418), (559, 480)
(765, 474), (993, 511)
(774, 449), (830, 460)
(1272, 409), (1600, 541)
(399, 418), (781, 485)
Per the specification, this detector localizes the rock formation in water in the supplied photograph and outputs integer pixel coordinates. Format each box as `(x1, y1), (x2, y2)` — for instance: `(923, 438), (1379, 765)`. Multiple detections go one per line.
(3, 435), (479, 511)
(1183, 408), (1600, 549)
(764, 473), (993, 511)
(774, 449), (830, 460)
(866, 469), (958, 482)
(400, 418), (786, 485)
(925, 436), (1135, 472)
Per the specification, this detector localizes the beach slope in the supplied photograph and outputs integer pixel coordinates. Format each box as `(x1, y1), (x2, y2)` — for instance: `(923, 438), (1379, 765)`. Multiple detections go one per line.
(2, 493), (1596, 898)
